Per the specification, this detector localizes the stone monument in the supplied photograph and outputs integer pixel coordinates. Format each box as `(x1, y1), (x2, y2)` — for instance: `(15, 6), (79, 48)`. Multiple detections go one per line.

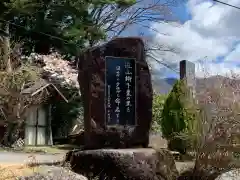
(77, 37), (153, 149)
(67, 37), (178, 180)
(180, 60), (196, 98)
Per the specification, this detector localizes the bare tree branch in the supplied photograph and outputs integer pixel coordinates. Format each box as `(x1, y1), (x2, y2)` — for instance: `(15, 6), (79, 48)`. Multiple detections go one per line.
(89, 0), (182, 72)
(147, 54), (179, 73)
(91, 0), (178, 41)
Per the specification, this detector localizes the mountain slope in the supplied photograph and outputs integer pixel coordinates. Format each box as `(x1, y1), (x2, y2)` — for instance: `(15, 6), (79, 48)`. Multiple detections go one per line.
(153, 75), (240, 95)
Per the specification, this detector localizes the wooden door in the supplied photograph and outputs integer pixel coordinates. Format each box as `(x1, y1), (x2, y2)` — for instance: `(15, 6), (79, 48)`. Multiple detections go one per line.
(36, 106), (47, 145)
(25, 105), (48, 146)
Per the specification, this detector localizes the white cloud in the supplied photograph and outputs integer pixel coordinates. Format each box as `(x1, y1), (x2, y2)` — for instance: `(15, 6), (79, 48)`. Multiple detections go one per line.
(149, 0), (240, 77)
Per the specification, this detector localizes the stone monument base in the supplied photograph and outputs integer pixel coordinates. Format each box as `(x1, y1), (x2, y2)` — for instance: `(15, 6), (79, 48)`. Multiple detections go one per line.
(66, 148), (179, 180)
(83, 126), (149, 149)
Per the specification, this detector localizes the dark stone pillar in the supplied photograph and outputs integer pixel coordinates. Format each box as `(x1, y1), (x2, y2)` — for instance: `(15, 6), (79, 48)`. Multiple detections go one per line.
(180, 60), (196, 98)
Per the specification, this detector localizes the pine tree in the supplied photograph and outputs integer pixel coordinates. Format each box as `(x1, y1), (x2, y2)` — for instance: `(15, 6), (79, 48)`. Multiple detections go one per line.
(161, 80), (197, 154)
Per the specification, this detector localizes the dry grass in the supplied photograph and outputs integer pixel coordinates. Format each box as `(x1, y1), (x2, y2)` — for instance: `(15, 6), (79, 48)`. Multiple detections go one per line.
(0, 154), (56, 179)
(0, 164), (37, 180)
(0, 153), (87, 180)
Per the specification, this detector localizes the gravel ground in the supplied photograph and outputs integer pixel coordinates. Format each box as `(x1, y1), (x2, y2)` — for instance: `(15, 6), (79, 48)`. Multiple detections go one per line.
(17, 166), (88, 180)
(16, 162), (195, 180)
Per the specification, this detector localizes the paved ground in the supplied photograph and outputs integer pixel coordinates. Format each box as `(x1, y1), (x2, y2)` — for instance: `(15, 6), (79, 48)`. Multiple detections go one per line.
(0, 152), (65, 164)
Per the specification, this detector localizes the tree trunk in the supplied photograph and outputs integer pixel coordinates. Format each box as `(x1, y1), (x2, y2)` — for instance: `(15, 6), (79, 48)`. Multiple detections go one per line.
(2, 122), (14, 146)
(2, 121), (23, 147)
(2, 22), (12, 72)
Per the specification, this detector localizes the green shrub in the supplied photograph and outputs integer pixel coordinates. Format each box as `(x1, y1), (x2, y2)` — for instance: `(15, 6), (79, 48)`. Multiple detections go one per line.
(161, 80), (197, 153)
(151, 93), (167, 133)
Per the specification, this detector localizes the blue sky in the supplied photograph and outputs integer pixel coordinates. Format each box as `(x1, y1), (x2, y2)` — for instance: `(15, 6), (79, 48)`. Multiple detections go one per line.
(172, 2), (192, 22)
(119, 0), (240, 79)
